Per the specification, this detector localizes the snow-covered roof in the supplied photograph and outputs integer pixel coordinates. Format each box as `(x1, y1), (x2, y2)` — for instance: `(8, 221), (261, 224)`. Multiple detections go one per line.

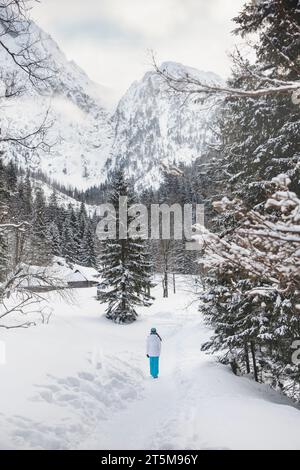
(17, 262), (69, 288)
(72, 265), (100, 282)
(65, 271), (86, 283)
(17, 258), (100, 287)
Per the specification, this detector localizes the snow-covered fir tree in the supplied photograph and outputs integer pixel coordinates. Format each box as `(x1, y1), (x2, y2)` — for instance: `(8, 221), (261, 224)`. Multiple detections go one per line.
(168, 0), (300, 398)
(24, 173), (33, 213)
(31, 187), (51, 265)
(0, 159), (9, 282)
(47, 190), (59, 224)
(61, 216), (77, 265)
(79, 221), (97, 268)
(0, 231), (8, 284)
(217, 0), (300, 208)
(78, 201), (88, 240)
(98, 170), (154, 323)
(46, 222), (62, 257)
(199, 175), (300, 395)
(20, 173), (33, 221)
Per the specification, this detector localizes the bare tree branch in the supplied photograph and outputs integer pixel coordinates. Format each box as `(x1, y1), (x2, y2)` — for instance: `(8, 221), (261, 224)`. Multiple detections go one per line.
(152, 53), (300, 99)
(0, 0), (56, 152)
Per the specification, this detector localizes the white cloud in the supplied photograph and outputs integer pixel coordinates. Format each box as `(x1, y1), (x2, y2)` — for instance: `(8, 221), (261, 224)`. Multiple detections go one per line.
(31, 0), (245, 98)
(100, 0), (189, 38)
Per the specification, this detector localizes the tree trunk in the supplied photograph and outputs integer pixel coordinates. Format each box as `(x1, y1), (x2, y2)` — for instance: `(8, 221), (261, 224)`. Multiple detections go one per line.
(244, 343), (250, 374)
(121, 239), (126, 312)
(250, 341), (259, 382)
(14, 228), (25, 267)
(160, 240), (170, 298)
(173, 273), (176, 294)
(163, 270), (168, 298)
(14, 230), (20, 268)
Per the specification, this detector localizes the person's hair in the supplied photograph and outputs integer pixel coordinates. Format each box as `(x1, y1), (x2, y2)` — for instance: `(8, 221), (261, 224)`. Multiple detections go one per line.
(156, 332), (162, 341)
(150, 327), (162, 341)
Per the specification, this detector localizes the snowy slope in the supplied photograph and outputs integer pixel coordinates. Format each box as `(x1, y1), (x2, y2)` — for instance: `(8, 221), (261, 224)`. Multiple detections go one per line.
(107, 62), (223, 189)
(0, 277), (300, 450)
(29, 177), (98, 216)
(0, 19), (113, 190)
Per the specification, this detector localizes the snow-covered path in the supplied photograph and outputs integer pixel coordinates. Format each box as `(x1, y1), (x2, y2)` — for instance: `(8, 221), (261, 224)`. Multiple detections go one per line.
(82, 299), (300, 451)
(1, 277), (300, 450)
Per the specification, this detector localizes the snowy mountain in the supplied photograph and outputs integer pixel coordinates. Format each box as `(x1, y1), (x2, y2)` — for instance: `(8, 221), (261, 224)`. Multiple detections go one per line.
(1, 17), (223, 191)
(29, 177), (98, 216)
(0, 20), (113, 190)
(107, 62), (223, 189)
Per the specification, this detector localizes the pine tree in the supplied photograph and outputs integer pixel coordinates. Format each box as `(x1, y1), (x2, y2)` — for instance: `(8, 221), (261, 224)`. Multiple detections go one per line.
(23, 172), (33, 219)
(6, 161), (17, 189)
(79, 221), (97, 268)
(0, 232), (8, 283)
(193, 1), (300, 397)
(56, 206), (67, 237)
(91, 210), (99, 231)
(219, 77), (300, 207)
(31, 187), (51, 265)
(66, 203), (80, 262)
(61, 218), (77, 265)
(98, 170), (154, 323)
(47, 190), (59, 224)
(46, 222), (62, 257)
(218, 0), (300, 208)
(199, 175), (300, 394)
(77, 201), (88, 264)
(0, 158), (10, 280)
(78, 202), (88, 239)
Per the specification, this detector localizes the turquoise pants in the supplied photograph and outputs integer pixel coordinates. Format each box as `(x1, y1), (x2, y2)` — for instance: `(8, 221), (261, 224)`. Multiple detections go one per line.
(149, 356), (159, 378)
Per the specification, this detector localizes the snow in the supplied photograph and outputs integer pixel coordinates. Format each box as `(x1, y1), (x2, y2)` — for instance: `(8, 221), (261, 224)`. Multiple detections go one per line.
(15, 260), (100, 287)
(64, 271), (87, 283)
(72, 265), (100, 282)
(0, 276), (300, 450)
(65, 266), (100, 283)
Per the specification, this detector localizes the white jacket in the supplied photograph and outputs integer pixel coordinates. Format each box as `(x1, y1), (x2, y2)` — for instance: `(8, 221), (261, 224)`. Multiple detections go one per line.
(147, 334), (161, 357)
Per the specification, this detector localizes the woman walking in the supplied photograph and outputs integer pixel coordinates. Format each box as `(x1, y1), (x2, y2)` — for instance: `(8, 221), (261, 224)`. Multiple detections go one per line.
(146, 327), (162, 379)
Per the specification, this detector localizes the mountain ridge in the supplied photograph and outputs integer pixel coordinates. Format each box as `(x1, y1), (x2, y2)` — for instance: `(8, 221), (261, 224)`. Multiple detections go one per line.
(0, 18), (222, 191)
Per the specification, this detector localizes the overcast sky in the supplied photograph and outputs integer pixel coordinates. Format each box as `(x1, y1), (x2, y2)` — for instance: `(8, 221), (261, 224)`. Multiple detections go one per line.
(31, 0), (245, 98)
